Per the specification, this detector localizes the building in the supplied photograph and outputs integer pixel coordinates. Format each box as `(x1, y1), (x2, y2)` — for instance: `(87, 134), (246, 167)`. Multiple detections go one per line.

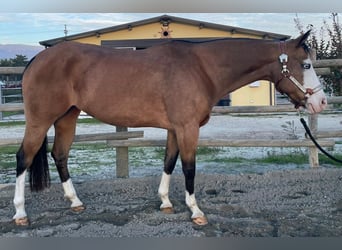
(40, 15), (290, 106)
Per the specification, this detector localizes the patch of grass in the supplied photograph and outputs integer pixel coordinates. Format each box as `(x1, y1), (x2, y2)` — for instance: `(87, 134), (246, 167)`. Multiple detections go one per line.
(197, 147), (224, 155)
(319, 154), (342, 166)
(77, 118), (102, 124)
(0, 146), (18, 170)
(1, 111), (24, 118)
(252, 152), (342, 166)
(0, 160), (16, 169)
(0, 145), (19, 154)
(153, 147), (165, 159)
(1, 141), (341, 176)
(255, 153), (308, 165)
(211, 157), (246, 163)
(71, 142), (108, 151)
(0, 120), (25, 127)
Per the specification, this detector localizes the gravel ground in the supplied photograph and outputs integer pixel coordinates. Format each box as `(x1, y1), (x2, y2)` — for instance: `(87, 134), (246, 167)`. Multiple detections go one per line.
(0, 168), (342, 237)
(0, 113), (341, 237)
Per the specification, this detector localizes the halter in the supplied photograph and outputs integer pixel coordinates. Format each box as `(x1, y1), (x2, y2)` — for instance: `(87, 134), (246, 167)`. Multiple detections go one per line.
(278, 41), (323, 98)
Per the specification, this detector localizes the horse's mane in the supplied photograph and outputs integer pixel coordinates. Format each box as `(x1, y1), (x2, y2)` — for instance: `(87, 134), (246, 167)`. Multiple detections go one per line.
(22, 56), (37, 75)
(302, 43), (311, 54)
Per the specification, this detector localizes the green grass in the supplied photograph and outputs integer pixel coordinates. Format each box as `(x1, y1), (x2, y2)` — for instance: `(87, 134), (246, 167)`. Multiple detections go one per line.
(252, 152), (342, 166)
(76, 118), (102, 124)
(210, 157), (247, 163)
(0, 119), (25, 126)
(255, 153), (308, 165)
(0, 145), (18, 170)
(0, 145), (19, 154)
(318, 154), (342, 166)
(71, 142), (108, 150)
(153, 146), (342, 167)
(1, 143), (342, 175)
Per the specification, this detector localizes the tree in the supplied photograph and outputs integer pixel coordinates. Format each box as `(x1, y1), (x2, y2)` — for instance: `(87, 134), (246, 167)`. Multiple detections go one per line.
(11, 54), (29, 67)
(0, 54), (29, 67)
(0, 58), (12, 67)
(294, 13), (342, 95)
(0, 55), (28, 85)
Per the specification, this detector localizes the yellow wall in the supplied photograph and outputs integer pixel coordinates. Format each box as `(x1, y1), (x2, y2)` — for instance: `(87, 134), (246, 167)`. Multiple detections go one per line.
(230, 81), (275, 106)
(76, 23), (161, 45)
(165, 23), (260, 39)
(74, 22), (261, 45)
(72, 21), (274, 106)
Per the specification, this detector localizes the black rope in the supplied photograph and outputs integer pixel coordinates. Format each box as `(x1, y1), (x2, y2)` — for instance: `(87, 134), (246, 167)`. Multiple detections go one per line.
(300, 118), (342, 164)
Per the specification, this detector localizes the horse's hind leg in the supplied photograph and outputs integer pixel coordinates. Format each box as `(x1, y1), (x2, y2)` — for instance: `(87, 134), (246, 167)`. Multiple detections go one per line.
(51, 107), (84, 211)
(13, 125), (51, 225)
(158, 130), (179, 214)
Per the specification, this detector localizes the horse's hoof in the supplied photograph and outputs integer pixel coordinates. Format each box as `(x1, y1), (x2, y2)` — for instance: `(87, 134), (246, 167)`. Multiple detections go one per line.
(192, 216), (208, 226)
(14, 217), (29, 226)
(71, 205), (85, 212)
(160, 207), (174, 214)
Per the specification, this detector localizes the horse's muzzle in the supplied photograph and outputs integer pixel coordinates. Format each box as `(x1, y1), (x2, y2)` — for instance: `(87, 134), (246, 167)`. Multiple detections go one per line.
(306, 95), (327, 114)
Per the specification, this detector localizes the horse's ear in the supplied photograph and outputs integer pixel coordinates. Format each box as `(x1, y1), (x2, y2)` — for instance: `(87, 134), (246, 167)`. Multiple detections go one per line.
(295, 30), (311, 48)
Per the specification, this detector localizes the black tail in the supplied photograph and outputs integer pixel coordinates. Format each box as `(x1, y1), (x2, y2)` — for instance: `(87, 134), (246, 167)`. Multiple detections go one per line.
(29, 136), (50, 192)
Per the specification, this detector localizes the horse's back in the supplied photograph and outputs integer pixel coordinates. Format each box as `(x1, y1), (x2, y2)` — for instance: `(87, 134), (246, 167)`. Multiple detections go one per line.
(22, 41), (211, 129)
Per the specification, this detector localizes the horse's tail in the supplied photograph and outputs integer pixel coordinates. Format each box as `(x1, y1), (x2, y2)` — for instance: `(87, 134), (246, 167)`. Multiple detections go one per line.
(28, 136), (50, 192)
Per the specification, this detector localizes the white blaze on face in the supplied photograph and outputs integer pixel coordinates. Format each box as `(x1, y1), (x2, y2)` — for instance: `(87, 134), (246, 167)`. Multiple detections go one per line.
(303, 58), (327, 113)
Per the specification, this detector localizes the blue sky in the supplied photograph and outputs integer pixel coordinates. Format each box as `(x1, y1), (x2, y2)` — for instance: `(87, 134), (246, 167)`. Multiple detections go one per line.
(0, 13), (338, 46)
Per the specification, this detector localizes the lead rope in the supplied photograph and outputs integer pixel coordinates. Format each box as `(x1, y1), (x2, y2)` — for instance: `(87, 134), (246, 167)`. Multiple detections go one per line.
(299, 114), (342, 164)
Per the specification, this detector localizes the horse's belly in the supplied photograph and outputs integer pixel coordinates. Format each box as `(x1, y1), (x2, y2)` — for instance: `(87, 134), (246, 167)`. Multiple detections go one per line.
(82, 103), (171, 129)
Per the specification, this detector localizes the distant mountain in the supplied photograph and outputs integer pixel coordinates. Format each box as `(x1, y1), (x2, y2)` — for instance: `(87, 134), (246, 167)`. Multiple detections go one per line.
(0, 44), (44, 60)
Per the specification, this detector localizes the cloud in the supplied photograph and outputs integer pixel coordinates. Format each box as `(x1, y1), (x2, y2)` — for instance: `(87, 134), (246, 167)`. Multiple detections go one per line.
(0, 13), (339, 45)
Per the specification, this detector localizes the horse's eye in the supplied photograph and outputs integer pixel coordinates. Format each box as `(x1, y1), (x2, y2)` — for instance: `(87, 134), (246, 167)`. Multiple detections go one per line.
(302, 63), (311, 69)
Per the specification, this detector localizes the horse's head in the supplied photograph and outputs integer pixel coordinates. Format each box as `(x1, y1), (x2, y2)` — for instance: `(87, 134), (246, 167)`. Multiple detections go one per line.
(274, 30), (327, 114)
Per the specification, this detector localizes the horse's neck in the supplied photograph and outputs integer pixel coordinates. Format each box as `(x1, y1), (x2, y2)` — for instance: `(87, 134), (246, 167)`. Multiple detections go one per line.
(196, 39), (279, 104)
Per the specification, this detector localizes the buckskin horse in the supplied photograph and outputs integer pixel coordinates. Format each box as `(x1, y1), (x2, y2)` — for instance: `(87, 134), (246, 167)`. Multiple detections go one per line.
(13, 31), (327, 226)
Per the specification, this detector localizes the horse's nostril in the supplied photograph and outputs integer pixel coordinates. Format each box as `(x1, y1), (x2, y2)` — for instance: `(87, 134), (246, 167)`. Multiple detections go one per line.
(322, 98), (327, 105)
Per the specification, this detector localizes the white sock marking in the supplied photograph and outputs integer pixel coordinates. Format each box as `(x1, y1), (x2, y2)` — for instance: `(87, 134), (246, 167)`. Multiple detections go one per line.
(13, 170), (27, 220)
(158, 172), (173, 209)
(62, 179), (83, 208)
(185, 191), (204, 219)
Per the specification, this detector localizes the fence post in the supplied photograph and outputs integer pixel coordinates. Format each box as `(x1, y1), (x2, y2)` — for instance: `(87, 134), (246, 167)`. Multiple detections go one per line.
(308, 114), (319, 168)
(115, 126), (129, 178)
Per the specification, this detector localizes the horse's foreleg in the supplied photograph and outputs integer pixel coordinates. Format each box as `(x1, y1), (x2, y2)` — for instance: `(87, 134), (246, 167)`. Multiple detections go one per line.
(52, 107), (84, 211)
(177, 124), (208, 225)
(158, 130), (179, 213)
(182, 162), (207, 225)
